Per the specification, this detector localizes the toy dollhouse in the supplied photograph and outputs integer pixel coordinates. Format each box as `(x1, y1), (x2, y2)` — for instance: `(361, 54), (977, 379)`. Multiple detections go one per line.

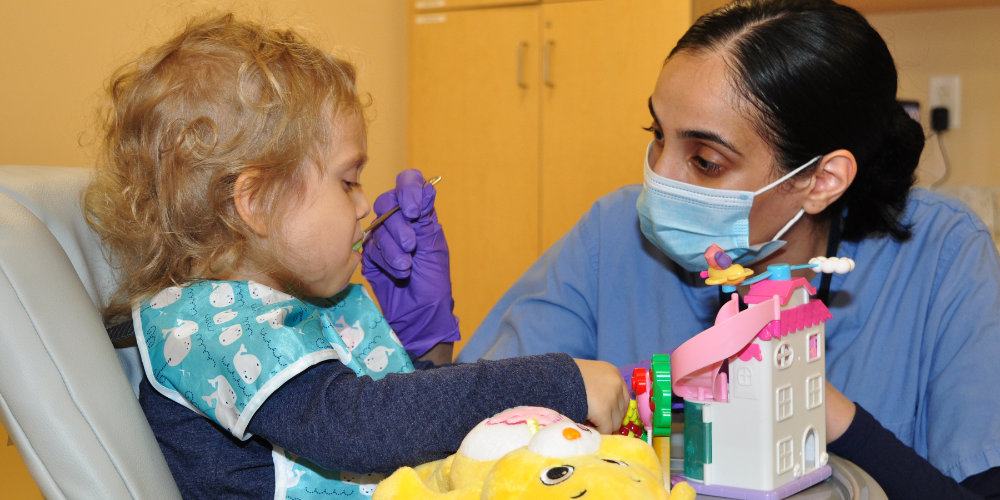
(658, 246), (853, 499)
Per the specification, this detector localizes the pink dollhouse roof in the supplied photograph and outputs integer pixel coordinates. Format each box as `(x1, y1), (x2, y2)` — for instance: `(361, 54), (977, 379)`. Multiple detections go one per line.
(758, 300), (831, 341)
(744, 277), (816, 305)
(735, 299), (832, 361)
(743, 277), (832, 342)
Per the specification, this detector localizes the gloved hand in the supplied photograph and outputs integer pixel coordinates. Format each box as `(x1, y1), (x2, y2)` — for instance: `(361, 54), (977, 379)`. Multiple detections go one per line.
(361, 169), (460, 357)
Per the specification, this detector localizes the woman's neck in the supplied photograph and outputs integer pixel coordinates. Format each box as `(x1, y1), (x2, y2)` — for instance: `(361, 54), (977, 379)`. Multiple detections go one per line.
(750, 213), (832, 281)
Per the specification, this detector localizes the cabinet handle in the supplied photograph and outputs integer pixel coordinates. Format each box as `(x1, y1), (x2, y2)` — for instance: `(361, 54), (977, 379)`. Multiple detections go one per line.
(543, 40), (555, 87)
(517, 41), (529, 88)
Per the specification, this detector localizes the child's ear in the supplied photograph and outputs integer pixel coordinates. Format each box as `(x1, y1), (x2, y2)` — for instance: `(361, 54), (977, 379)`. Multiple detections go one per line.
(802, 149), (857, 215)
(233, 170), (268, 236)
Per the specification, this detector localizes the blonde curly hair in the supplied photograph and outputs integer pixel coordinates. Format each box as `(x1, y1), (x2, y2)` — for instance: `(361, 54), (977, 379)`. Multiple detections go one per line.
(84, 12), (364, 325)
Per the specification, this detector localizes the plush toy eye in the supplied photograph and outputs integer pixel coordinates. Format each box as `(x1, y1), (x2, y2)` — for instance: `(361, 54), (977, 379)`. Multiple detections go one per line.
(540, 465), (575, 485)
(602, 458), (627, 466)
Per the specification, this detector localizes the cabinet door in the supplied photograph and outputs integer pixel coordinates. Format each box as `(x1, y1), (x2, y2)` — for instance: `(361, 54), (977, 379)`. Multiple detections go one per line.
(539, 0), (691, 250)
(409, 7), (540, 346)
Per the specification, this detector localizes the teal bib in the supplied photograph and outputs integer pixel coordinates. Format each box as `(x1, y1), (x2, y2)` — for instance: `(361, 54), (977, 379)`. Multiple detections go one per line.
(135, 281), (414, 499)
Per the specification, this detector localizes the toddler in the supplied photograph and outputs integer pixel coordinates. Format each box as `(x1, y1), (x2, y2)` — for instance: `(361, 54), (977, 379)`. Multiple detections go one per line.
(84, 13), (628, 499)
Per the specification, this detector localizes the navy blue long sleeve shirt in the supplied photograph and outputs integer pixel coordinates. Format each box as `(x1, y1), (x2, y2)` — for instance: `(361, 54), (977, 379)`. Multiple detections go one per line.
(140, 353), (587, 499)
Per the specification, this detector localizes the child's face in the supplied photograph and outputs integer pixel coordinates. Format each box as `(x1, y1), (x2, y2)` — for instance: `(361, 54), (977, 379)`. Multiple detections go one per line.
(276, 111), (370, 297)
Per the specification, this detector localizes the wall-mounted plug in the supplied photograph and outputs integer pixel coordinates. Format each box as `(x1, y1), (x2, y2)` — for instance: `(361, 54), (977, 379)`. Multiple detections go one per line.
(929, 75), (961, 130)
(931, 107), (949, 132)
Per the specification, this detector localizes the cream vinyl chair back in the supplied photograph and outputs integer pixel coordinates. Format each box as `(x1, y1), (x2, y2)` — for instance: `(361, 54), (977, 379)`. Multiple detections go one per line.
(0, 165), (180, 499)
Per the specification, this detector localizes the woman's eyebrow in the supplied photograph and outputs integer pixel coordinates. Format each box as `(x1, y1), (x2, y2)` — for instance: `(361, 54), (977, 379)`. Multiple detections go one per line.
(648, 96), (742, 156)
(678, 129), (743, 157)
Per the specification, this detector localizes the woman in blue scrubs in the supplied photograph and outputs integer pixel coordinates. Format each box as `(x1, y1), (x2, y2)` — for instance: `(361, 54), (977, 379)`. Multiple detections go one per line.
(366, 0), (1000, 497)
(457, 1), (1000, 497)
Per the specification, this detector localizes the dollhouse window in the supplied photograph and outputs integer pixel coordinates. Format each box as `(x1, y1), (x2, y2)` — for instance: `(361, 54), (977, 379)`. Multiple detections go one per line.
(776, 385), (793, 421)
(806, 375), (824, 409)
(777, 437), (794, 474)
(807, 332), (822, 362)
(737, 367), (752, 385)
(775, 343), (793, 369)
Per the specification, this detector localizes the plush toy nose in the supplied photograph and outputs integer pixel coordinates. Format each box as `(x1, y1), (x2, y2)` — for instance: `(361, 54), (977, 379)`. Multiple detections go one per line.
(562, 427), (582, 441)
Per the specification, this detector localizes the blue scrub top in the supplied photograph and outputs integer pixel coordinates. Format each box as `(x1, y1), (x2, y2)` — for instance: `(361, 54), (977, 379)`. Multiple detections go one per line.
(458, 185), (1000, 482)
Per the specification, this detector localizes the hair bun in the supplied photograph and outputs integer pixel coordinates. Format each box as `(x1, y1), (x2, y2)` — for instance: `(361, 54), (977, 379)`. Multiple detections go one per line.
(841, 103), (924, 241)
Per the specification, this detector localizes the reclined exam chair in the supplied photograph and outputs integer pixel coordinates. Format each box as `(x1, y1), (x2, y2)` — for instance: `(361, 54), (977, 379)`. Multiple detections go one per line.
(0, 164), (181, 499)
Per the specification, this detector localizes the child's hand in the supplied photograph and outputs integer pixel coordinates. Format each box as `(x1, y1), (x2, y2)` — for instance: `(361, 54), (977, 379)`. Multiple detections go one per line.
(573, 358), (630, 434)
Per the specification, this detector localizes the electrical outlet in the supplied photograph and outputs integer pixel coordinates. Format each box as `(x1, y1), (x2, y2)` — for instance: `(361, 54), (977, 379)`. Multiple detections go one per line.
(929, 75), (961, 129)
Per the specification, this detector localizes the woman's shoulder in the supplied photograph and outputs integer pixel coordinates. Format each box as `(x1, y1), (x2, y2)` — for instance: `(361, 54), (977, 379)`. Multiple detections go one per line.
(903, 188), (994, 241)
(593, 184), (642, 211)
(849, 188), (998, 271)
(573, 184), (642, 231)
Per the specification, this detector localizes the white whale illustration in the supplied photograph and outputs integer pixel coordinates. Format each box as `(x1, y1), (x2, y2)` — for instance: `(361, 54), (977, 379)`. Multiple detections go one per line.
(162, 318), (199, 366)
(150, 287), (183, 309)
(218, 323), (243, 346)
(233, 344), (262, 384)
(201, 374), (238, 430)
(209, 283), (235, 308)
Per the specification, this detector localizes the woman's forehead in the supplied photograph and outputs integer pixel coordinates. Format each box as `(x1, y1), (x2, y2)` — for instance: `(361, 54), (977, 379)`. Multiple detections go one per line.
(652, 52), (768, 158)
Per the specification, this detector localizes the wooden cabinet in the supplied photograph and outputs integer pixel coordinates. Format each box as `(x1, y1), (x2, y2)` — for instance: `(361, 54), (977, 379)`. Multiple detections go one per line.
(408, 0), (690, 350)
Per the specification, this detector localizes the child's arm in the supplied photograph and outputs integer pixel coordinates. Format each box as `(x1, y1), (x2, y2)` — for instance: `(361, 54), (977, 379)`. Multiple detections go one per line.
(246, 353), (589, 473)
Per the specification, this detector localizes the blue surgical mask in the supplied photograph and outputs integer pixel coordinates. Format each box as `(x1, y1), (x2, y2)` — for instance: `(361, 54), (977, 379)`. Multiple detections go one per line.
(637, 141), (820, 272)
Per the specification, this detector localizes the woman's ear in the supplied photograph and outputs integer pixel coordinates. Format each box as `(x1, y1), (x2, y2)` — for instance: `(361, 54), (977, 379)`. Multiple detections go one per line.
(802, 149), (857, 214)
(233, 170), (268, 236)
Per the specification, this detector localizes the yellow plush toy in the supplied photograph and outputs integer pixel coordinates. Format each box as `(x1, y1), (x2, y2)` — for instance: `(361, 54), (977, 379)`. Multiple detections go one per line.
(373, 406), (695, 500)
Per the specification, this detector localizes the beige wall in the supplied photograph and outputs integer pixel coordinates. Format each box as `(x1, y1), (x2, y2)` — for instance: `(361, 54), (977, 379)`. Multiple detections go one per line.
(867, 6), (1000, 187)
(0, 0), (408, 195)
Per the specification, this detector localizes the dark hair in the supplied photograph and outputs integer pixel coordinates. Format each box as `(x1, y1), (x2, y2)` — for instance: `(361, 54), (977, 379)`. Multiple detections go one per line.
(670, 0), (924, 241)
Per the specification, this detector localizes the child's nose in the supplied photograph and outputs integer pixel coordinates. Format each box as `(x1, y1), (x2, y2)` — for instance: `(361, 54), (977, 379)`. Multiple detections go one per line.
(355, 189), (371, 220)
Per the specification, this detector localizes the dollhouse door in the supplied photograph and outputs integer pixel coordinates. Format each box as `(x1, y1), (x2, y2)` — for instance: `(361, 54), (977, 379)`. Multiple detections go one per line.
(803, 427), (819, 471)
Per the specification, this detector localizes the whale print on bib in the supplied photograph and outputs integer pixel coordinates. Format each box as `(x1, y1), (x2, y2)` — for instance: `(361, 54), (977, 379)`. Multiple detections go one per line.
(365, 345), (396, 373)
(137, 281), (413, 439)
(213, 309), (238, 325)
(257, 306), (295, 330)
(202, 374), (239, 431)
(162, 318), (199, 366)
(137, 281), (414, 499)
(233, 344), (262, 383)
(150, 286), (183, 309)
(210, 282), (235, 307)
(219, 323), (243, 345)
(249, 281), (294, 306)
(333, 317), (365, 351)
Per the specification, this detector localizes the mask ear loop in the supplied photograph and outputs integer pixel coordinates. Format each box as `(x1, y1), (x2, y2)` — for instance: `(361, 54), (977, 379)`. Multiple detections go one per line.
(756, 155), (823, 244)
(752, 156), (823, 196)
(771, 209), (805, 242)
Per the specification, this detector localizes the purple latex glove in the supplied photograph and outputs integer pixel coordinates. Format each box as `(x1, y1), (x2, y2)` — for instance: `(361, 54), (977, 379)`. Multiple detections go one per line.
(361, 169), (460, 357)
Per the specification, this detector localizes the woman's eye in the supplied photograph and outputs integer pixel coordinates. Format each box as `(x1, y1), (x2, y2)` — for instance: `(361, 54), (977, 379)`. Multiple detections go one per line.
(342, 180), (362, 192)
(642, 125), (664, 142)
(690, 156), (722, 176)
